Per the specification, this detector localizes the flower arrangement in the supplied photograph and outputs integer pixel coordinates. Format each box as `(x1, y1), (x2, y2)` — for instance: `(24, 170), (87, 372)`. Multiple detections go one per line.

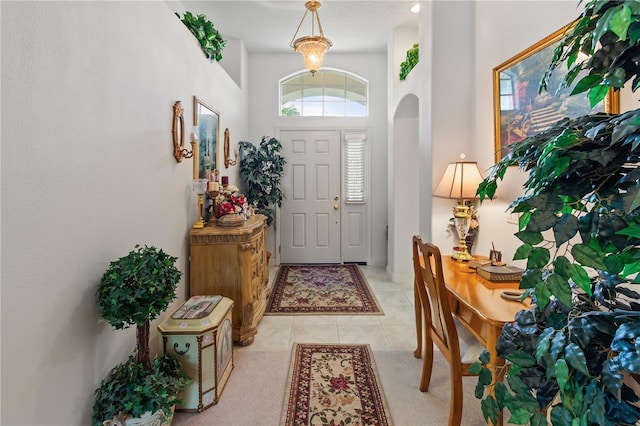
(210, 187), (248, 219)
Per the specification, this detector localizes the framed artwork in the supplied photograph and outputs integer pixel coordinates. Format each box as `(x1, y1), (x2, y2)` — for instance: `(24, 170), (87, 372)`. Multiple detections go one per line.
(493, 24), (619, 163)
(193, 96), (220, 178)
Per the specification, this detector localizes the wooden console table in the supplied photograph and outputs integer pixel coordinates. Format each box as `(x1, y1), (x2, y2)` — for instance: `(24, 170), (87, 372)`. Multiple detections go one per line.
(189, 214), (269, 345)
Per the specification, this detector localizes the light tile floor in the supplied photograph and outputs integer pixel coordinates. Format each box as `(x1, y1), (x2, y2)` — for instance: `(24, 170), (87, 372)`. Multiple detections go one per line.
(237, 265), (418, 353)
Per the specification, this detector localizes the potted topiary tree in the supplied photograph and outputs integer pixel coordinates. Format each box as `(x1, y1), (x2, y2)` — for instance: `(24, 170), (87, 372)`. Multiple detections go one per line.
(472, 2), (640, 425)
(238, 136), (286, 227)
(93, 245), (190, 426)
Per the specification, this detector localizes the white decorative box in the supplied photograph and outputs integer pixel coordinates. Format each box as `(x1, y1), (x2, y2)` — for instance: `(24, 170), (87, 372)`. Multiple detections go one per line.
(158, 295), (234, 412)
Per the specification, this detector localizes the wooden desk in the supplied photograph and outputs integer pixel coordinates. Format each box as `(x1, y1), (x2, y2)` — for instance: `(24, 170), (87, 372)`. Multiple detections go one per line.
(414, 255), (530, 424)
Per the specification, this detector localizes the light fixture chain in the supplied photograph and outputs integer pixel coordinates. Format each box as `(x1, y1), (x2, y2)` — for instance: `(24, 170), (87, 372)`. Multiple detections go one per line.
(289, 9), (310, 47)
(314, 10), (325, 37)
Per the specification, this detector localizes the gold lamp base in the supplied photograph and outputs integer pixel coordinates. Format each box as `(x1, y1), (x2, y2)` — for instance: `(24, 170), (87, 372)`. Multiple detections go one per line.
(452, 204), (472, 261)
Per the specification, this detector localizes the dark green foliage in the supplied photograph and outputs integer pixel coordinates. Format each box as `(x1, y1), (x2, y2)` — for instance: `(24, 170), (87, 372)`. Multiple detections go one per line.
(399, 43), (419, 81)
(474, 92), (640, 426)
(92, 353), (191, 426)
(97, 245), (181, 331)
(176, 11), (226, 62)
(473, 2), (640, 422)
(542, 0), (640, 106)
(238, 137), (286, 227)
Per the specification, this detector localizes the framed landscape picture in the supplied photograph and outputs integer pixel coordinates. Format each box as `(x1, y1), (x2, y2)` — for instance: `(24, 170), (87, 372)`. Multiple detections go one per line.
(193, 96), (220, 178)
(493, 24), (619, 163)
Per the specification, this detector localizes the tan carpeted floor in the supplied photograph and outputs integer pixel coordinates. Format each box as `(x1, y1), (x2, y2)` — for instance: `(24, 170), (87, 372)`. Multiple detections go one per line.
(173, 347), (488, 426)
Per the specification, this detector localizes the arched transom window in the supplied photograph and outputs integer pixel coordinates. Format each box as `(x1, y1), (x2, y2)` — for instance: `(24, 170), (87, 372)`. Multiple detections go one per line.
(280, 69), (368, 117)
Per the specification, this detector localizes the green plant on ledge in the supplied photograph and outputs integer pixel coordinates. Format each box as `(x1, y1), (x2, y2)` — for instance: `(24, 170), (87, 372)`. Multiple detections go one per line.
(471, 2), (640, 424)
(399, 43), (419, 81)
(176, 11), (226, 62)
(238, 136), (286, 227)
(93, 245), (190, 426)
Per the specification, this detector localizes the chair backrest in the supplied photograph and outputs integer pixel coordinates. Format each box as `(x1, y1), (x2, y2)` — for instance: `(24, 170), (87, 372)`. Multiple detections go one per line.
(412, 235), (462, 363)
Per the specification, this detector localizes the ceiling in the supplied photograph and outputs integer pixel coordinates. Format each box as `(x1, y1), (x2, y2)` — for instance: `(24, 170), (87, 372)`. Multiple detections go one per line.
(180, 1), (419, 54)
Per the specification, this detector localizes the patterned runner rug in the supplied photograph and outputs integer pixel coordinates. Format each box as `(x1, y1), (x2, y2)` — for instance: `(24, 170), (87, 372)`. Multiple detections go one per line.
(266, 264), (383, 315)
(281, 343), (393, 426)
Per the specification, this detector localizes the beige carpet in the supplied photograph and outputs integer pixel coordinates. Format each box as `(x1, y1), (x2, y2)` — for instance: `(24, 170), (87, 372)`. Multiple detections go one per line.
(173, 348), (487, 426)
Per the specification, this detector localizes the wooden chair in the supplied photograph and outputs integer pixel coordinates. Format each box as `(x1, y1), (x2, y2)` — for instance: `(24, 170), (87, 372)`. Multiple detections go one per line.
(412, 236), (485, 426)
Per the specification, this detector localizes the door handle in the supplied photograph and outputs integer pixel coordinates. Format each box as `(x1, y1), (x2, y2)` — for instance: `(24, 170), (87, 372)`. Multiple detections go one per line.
(334, 204), (339, 210)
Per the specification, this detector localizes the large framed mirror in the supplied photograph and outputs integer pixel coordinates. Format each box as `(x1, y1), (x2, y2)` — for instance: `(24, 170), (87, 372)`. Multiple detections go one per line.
(193, 96), (220, 178)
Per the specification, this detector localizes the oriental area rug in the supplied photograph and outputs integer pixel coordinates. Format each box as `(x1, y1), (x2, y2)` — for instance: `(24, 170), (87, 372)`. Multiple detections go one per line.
(266, 264), (383, 315)
(281, 343), (393, 426)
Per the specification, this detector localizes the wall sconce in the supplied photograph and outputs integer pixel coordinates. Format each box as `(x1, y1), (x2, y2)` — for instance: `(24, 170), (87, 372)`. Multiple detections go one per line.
(173, 101), (196, 163)
(223, 128), (238, 168)
(433, 155), (484, 261)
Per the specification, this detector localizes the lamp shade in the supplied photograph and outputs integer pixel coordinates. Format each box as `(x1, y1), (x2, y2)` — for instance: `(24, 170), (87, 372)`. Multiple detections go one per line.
(433, 161), (484, 200)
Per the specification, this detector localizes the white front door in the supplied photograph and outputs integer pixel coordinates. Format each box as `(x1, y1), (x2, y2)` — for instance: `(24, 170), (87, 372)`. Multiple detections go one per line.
(280, 130), (341, 263)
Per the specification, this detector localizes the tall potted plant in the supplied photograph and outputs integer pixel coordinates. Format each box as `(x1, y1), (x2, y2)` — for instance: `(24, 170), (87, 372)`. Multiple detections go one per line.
(472, 1), (640, 425)
(238, 136), (286, 227)
(93, 245), (190, 426)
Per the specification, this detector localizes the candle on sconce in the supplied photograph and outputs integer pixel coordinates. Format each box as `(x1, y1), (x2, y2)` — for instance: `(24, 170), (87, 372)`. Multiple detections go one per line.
(190, 126), (199, 180)
(213, 181), (219, 191)
(221, 176), (229, 188)
(192, 141), (198, 180)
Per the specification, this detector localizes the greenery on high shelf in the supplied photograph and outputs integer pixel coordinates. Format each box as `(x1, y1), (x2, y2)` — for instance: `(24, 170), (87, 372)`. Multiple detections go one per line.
(93, 245), (189, 425)
(399, 43), (419, 81)
(471, 2), (640, 424)
(176, 11), (226, 62)
(238, 136), (286, 227)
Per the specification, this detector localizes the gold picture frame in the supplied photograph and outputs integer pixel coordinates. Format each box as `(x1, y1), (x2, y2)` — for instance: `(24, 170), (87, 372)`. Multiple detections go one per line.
(193, 96), (220, 179)
(493, 24), (619, 163)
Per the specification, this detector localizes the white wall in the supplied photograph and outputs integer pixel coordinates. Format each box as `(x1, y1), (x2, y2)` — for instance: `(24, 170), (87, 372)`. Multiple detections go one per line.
(248, 52), (389, 266)
(1, 1), (248, 424)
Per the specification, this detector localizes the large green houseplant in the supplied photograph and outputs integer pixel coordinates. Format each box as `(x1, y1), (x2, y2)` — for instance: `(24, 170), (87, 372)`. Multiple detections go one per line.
(93, 245), (190, 426)
(238, 136), (286, 227)
(472, 1), (640, 425)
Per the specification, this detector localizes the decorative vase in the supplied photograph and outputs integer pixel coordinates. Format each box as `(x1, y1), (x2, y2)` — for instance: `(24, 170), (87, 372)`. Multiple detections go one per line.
(102, 408), (173, 426)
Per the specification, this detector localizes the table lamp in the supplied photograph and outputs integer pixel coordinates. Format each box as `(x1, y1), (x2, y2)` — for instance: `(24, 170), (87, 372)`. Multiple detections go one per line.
(192, 178), (209, 229)
(433, 156), (484, 261)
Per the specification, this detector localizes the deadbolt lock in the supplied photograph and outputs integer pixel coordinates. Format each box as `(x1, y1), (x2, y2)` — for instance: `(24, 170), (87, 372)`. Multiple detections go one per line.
(334, 196), (339, 201)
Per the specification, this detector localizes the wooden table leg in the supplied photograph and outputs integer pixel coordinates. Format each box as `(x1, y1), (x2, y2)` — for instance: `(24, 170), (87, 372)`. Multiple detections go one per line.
(486, 324), (504, 426)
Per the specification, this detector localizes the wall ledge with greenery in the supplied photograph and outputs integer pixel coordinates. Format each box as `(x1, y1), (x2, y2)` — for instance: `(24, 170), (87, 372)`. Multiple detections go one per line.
(472, 1), (640, 425)
(176, 11), (226, 62)
(399, 43), (419, 81)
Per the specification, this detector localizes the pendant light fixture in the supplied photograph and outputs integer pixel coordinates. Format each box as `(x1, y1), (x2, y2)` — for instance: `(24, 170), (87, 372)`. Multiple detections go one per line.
(290, 1), (332, 75)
